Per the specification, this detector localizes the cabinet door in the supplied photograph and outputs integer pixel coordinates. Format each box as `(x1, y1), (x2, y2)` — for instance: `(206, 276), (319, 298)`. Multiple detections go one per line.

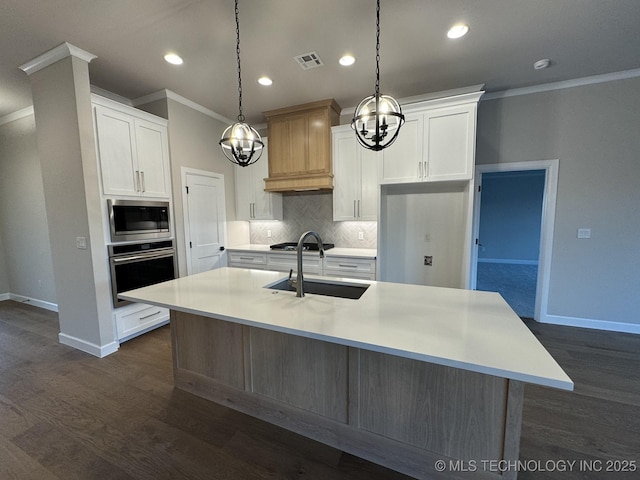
(267, 116), (293, 177)
(380, 113), (423, 184)
(234, 161), (254, 221)
(359, 147), (380, 220)
(332, 129), (360, 221)
(307, 109), (331, 174)
(95, 106), (138, 196)
(252, 143), (282, 220)
(135, 119), (170, 197)
(424, 104), (475, 181)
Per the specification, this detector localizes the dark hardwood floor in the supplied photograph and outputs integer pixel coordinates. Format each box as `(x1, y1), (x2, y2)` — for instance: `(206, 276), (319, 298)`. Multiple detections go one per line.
(1, 300), (639, 479)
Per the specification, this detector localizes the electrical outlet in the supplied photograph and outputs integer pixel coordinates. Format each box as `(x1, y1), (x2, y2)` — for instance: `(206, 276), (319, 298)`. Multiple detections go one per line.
(358, 231), (364, 240)
(76, 236), (87, 249)
(424, 256), (433, 266)
(267, 230), (272, 238)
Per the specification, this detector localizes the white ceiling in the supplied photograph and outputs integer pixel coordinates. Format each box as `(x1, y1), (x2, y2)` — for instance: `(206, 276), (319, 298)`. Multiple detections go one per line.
(2, 0), (640, 124)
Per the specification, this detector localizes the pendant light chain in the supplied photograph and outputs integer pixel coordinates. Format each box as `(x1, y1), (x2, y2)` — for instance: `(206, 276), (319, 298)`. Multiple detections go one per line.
(375, 0), (380, 98)
(235, 0), (245, 122)
(218, 0), (264, 167)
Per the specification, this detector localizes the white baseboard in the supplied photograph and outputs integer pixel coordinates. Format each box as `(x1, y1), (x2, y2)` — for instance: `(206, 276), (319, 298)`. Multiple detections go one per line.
(7, 293), (58, 312)
(540, 314), (640, 335)
(58, 333), (119, 358)
(0, 293), (9, 301)
(478, 258), (539, 265)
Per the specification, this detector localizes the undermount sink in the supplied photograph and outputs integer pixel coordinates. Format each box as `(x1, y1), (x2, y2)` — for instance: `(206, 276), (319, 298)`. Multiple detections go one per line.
(266, 277), (370, 300)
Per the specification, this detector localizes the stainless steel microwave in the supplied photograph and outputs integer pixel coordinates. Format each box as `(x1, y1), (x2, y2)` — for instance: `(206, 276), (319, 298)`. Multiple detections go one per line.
(108, 199), (171, 243)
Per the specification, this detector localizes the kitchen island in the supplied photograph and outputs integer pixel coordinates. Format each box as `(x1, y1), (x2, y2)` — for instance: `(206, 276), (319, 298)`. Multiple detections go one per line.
(120, 267), (573, 480)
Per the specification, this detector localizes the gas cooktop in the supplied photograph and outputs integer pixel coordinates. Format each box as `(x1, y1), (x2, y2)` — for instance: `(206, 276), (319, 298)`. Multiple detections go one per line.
(269, 242), (334, 252)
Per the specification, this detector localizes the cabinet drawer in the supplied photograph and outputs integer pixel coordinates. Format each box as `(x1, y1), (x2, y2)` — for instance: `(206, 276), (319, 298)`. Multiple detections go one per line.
(228, 252), (268, 267)
(268, 253), (323, 274)
(115, 303), (169, 340)
(324, 257), (376, 276)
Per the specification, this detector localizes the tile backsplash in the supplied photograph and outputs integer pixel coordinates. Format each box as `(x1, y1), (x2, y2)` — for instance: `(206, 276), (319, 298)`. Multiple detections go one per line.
(249, 192), (377, 249)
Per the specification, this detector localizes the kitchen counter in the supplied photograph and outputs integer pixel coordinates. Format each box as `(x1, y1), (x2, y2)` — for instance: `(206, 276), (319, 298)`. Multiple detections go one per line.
(121, 267), (572, 480)
(121, 267), (570, 389)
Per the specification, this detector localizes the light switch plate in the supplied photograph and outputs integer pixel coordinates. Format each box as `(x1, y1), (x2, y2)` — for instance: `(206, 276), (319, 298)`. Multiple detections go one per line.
(76, 236), (87, 249)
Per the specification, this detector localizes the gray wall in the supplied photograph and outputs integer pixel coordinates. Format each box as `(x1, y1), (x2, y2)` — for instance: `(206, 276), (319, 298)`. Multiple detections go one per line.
(476, 77), (640, 325)
(0, 114), (56, 303)
(478, 170), (545, 262)
(0, 225), (9, 294)
(138, 97), (248, 276)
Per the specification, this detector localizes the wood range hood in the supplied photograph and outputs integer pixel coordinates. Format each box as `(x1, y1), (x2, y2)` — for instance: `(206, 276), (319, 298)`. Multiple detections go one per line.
(263, 99), (341, 192)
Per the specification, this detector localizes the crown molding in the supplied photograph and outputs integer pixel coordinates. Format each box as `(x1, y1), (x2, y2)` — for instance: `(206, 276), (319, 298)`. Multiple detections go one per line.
(483, 68), (640, 100)
(133, 89), (235, 125)
(19, 42), (96, 76)
(0, 106), (34, 127)
(90, 85), (133, 106)
(340, 84), (486, 116)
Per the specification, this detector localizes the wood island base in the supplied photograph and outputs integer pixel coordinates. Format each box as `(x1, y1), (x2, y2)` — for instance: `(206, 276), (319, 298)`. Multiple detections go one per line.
(170, 310), (524, 480)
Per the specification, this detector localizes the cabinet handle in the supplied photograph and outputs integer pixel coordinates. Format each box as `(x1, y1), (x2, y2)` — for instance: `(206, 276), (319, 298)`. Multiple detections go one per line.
(338, 264), (358, 268)
(139, 310), (161, 320)
(418, 162), (422, 179)
(423, 161), (428, 178)
(357, 200), (361, 218)
(239, 256), (255, 261)
(135, 170), (140, 192)
(140, 171), (146, 192)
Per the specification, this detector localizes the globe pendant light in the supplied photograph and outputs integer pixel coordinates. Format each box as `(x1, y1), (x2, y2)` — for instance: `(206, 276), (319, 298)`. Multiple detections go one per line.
(219, 0), (264, 167)
(351, 0), (404, 151)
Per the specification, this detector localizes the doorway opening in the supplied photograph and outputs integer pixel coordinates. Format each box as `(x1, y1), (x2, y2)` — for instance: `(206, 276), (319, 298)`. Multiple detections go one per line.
(470, 160), (559, 321)
(476, 170), (545, 317)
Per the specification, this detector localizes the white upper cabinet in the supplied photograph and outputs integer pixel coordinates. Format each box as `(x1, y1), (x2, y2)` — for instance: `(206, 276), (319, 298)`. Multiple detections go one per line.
(235, 139), (283, 221)
(379, 113), (423, 184)
(379, 93), (481, 185)
(332, 126), (379, 221)
(424, 103), (476, 181)
(134, 118), (171, 197)
(94, 98), (171, 198)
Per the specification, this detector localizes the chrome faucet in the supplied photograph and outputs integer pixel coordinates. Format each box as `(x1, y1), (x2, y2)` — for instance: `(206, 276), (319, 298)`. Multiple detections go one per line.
(289, 231), (325, 297)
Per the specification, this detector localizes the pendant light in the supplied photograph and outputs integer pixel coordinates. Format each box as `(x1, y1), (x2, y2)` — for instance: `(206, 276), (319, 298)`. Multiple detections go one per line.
(219, 0), (264, 167)
(351, 0), (404, 151)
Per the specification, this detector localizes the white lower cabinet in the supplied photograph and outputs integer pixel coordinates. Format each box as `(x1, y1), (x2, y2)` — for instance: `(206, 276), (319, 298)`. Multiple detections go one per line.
(323, 257), (376, 281)
(268, 253), (323, 275)
(227, 251), (268, 269)
(227, 249), (376, 281)
(115, 303), (169, 341)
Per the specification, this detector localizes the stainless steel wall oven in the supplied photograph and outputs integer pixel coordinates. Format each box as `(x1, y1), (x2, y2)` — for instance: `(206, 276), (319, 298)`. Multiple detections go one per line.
(108, 240), (176, 307)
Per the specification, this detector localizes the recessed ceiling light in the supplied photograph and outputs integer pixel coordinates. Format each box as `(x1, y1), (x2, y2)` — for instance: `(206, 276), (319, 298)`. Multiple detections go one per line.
(258, 76), (273, 86)
(447, 24), (469, 39)
(339, 55), (356, 66)
(163, 53), (183, 65)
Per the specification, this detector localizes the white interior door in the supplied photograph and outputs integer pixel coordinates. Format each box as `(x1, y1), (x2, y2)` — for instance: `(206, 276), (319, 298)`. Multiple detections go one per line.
(182, 169), (227, 275)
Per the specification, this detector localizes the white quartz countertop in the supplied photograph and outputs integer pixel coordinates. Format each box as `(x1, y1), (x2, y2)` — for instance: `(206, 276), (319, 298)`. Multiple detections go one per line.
(227, 244), (376, 259)
(120, 267), (573, 390)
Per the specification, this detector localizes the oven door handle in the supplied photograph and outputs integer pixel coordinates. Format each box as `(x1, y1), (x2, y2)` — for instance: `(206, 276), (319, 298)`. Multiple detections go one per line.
(112, 251), (174, 264)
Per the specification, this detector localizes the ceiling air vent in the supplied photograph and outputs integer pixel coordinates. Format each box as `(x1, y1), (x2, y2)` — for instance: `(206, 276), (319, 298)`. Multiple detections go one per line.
(293, 51), (324, 70)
